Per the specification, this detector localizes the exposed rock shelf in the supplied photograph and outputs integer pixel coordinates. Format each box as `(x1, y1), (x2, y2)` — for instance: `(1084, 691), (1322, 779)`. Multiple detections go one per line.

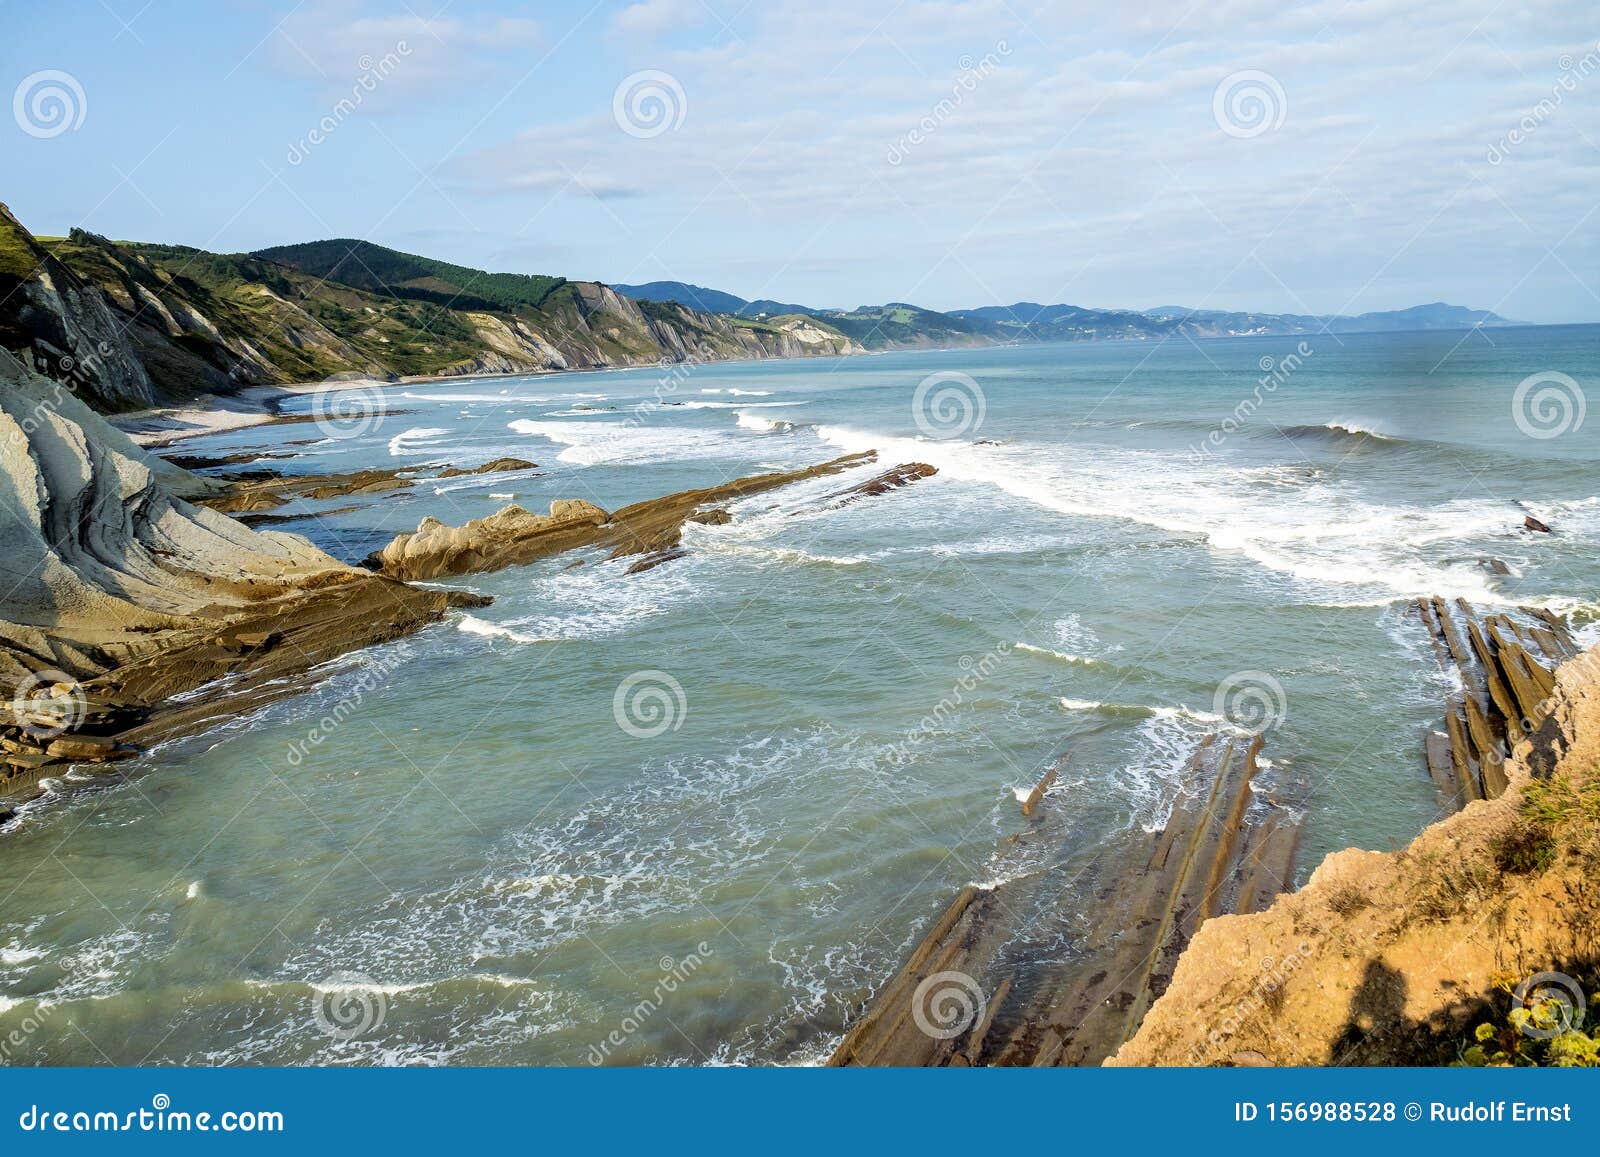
(1414, 597), (1577, 809)
(0, 350), (484, 803)
(828, 729), (1300, 1066)
(365, 451), (939, 581)
(1111, 641), (1600, 1066)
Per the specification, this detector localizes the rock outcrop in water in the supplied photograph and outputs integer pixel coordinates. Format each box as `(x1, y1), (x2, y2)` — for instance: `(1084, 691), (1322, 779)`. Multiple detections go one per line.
(1110, 641), (1600, 1066)
(368, 500), (613, 581)
(365, 451), (935, 581)
(830, 730), (1301, 1066)
(0, 350), (482, 802)
(1414, 598), (1577, 809)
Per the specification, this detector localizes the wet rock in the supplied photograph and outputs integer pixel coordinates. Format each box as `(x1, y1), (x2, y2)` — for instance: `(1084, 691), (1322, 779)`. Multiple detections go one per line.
(625, 548), (689, 575)
(821, 461), (937, 508)
(366, 501), (612, 581)
(367, 453), (879, 581)
(46, 735), (132, 762)
(1523, 514), (1552, 533)
(435, 457), (537, 479)
(689, 508), (733, 525)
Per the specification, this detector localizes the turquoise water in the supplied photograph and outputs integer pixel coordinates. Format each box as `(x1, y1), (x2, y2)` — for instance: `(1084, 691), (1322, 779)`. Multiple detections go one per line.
(3, 326), (1598, 1065)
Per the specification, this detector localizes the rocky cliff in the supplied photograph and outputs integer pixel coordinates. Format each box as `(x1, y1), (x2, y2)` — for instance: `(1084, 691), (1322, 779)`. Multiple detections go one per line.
(0, 348), (479, 800)
(0, 206), (859, 412)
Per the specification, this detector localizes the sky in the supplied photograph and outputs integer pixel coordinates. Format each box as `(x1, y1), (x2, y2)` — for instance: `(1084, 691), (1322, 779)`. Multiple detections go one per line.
(2, 0), (1597, 321)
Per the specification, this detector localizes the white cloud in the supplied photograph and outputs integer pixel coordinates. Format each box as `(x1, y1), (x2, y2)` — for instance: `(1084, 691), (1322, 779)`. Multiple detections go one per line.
(609, 0), (708, 40)
(267, 1), (542, 100)
(446, 0), (1598, 318)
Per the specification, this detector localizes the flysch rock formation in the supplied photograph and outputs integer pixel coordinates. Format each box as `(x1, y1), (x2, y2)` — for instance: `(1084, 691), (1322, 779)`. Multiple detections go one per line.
(0, 349), (484, 802)
(1414, 598), (1578, 809)
(365, 453), (940, 581)
(1111, 640), (1600, 1066)
(829, 729), (1301, 1066)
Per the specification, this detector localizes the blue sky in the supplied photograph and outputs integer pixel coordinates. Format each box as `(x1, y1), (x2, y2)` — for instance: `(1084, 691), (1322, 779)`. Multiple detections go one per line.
(3, 0), (1597, 320)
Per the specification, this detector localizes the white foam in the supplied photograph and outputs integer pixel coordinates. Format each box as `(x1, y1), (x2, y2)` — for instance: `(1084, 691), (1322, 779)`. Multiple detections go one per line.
(402, 391), (551, 403)
(1016, 642), (1104, 666)
(814, 424), (1515, 604)
(1323, 419), (1398, 440)
(508, 418), (757, 466)
(736, 411), (797, 433)
(457, 615), (552, 645)
(387, 426), (452, 456)
(674, 399), (806, 410)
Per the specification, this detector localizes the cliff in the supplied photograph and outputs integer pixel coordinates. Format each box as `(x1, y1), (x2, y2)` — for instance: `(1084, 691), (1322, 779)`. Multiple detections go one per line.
(0, 348), (480, 800)
(0, 207), (858, 411)
(1110, 645), (1600, 1066)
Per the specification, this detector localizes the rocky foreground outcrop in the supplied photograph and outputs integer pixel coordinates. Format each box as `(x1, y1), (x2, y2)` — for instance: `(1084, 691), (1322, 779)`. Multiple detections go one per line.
(830, 730), (1301, 1066)
(0, 350), (481, 800)
(1109, 642), (1600, 1066)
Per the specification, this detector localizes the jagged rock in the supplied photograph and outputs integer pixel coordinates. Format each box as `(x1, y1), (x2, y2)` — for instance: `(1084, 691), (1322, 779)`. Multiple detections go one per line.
(625, 548), (688, 575)
(0, 348), (484, 800)
(45, 735), (131, 761)
(366, 501), (612, 581)
(1523, 514), (1552, 533)
(688, 508), (732, 525)
(822, 462), (937, 508)
(1111, 647), (1600, 1066)
(435, 457), (537, 479)
(830, 732), (1300, 1067)
(366, 453), (879, 581)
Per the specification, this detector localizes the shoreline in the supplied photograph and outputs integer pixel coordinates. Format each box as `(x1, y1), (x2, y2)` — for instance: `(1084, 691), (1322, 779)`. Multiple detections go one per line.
(108, 343), (865, 448)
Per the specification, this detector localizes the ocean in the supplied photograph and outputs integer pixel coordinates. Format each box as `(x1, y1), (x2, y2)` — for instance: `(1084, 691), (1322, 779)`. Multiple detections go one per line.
(3, 324), (1597, 1064)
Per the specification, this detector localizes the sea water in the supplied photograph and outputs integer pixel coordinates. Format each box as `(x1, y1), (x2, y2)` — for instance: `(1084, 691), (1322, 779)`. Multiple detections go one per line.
(2, 325), (1596, 1064)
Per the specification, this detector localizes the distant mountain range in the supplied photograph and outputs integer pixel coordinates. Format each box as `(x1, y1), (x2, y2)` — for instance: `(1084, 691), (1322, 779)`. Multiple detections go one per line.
(0, 201), (1523, 413)
(613, 281), (1518, 346)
